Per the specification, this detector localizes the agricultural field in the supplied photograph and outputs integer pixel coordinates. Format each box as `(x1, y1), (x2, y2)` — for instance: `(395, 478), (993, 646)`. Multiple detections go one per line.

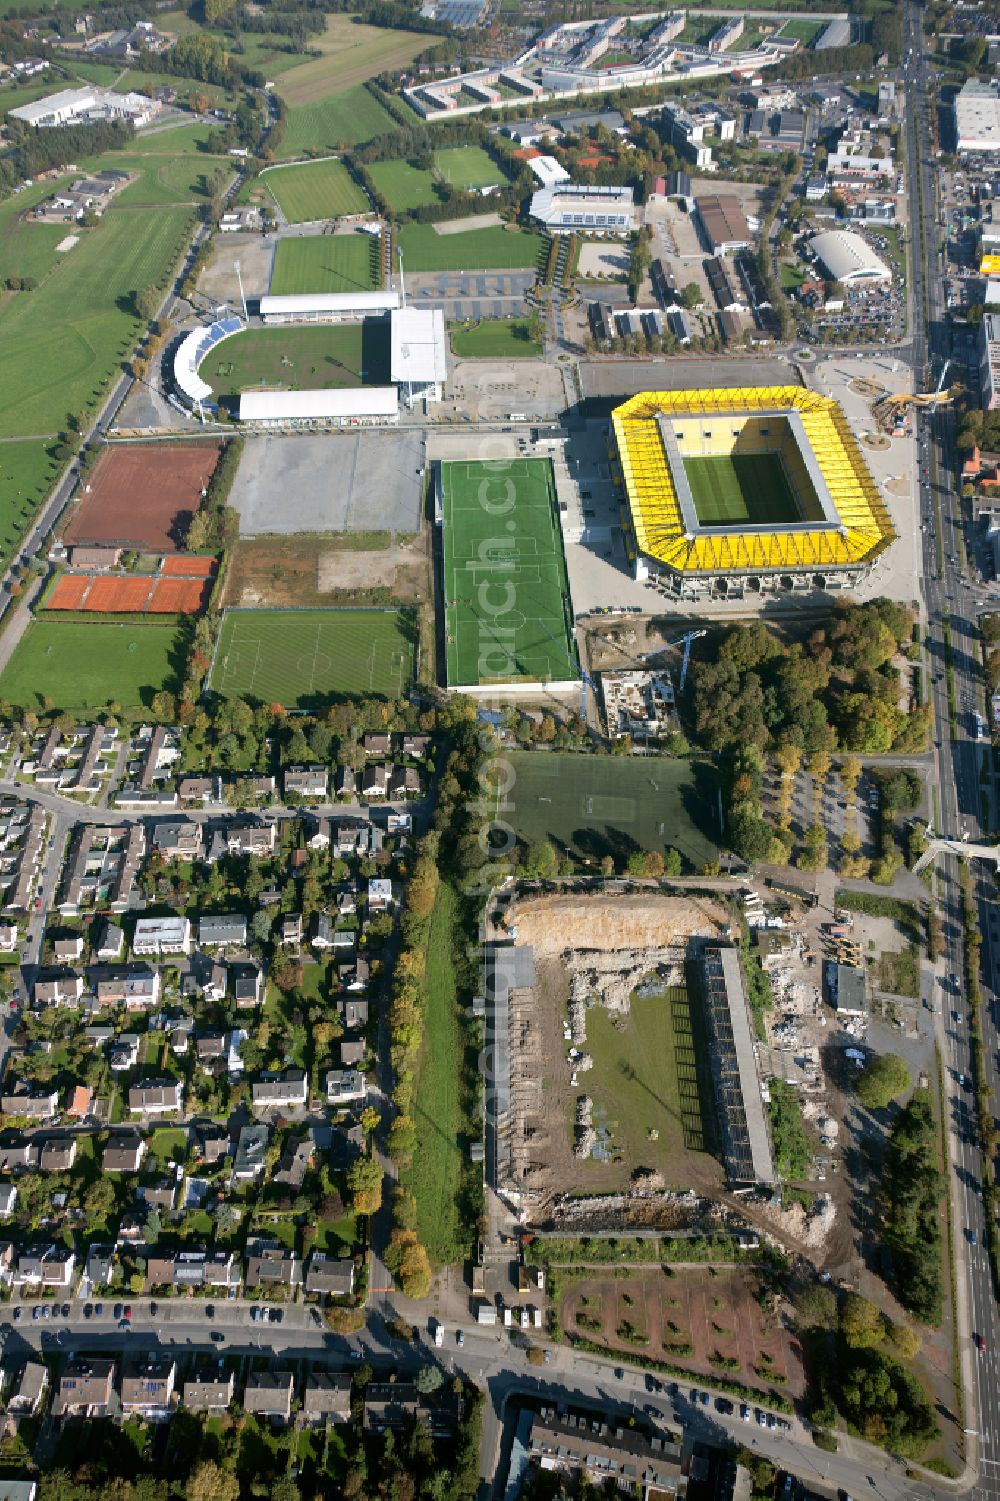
(269, 234), (379, 295)
(0, 205), (194, 439)
(449, 318), (542, 359)
(0, 620), (183, 711)
(0, 440), (63, 570)
(503, 752), (719, 871)
(276, 15), (429, 106)
(0, 178), (75, 286)
(264, 159), (369, 224)
(210, 607), (414, 706)
(200, 323), (389, 406)
(124, 120), (222, 156)
(434, 146), (507, 191)
(368, 158), (440, 213)
(279, 85), (398, 158)
(397, 222), (543, 272)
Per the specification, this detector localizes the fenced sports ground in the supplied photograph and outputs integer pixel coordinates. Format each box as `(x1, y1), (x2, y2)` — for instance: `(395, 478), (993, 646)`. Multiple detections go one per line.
(209, 607), (413, 707)
(439, 458), (577, 688)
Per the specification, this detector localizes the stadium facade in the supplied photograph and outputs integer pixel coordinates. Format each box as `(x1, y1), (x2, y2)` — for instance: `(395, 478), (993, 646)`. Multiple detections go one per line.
(611, 386), (895, 598)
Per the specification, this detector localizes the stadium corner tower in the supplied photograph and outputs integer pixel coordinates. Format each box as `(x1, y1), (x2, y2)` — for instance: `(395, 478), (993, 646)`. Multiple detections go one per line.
(611, 387), (895, 598)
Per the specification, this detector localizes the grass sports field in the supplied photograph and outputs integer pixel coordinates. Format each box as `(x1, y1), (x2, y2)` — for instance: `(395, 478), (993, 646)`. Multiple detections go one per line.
(450, 318), (542, 359)
(269, 234), (379, 295)
(397, 222), (543, 273)
(441, 458), (576, 688)
(264, 160), (369, 223)
(210, 608), (414, 706)
(684, 453), (801, 528)
(434, 146), (506, 191)
(368, 159), (439, 213)
(0, 621), (182, 711)
(502, 751), (719, 871)
(279, 86), (398, 158)
(200, 324), (389, 405)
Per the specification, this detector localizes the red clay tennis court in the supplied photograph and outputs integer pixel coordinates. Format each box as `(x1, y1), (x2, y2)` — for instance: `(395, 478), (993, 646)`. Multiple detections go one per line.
(148, 578), (211, 613)
(48, 575), (91, 610)
(63, 442), (223, 552)
(161, 555), (216, 577)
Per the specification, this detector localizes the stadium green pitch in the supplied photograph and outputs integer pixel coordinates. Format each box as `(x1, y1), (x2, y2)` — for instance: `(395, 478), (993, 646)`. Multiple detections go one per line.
(209, 608), (413, 708)
(440, 458), (577, 688)
(684, 453), (802, 528)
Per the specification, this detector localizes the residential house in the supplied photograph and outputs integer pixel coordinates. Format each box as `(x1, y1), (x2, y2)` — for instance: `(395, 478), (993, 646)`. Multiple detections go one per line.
(305, 815), (330, 850)
(0, 925), (17, 953)
(38, 1137), (77, 1172)
(95, 921), (124, 960)
(141, 1179), (177, 1212)
(53, 1357), (115, 1417)
(198, 914), (247, 950)
(232, 1123), (269, 1182)
(120, 1356), (176, 1418)
(243, 1370), (294, 1423)
(183, 1364), (235, 1413)
(283, 766), (327, 801)
(305, 1252), (355, 1299)
(84, 1243), (116, 1290)
(7, 1360), (48, 1414)
(340, 998), (369, 1031)
(94, 964), (160, 1010)
(65, 1083), (93, 1120)
(336, 887), (357, 917)
(132, 915), (191, 957)
(325, 1070), (367, 1107)
(339, 955), (370, 992)
(340, 1038), (365, 1068)
(362, 733), (391, 758)
(367, 879), (393, 913)
(0, 1135), (37, 1172)
(390, 765), (421, 799)
(0, 1084), (59, 1121)
(273, 1135), (313, 1189)
(525, 1412), (684, 1496)
(0, 1184), (17, 1218)
(244, 1241), (303, 1291)
(401, 735), (430, 759)
(335, 766), (356, 799)
(231, 962), (263, 1007)
(145, 1247), (239, 1291)
(251, 1069), (308, 1113)
(364, 1383), (420, 1434)
(52, 933), (84, 962)
(333, 819), (369, 857)
(128, 1079), (183, 1116)
(108, 1034), (140, 1072)
(280, 914), (302, 948)
(33, 970), (83, 1007)
(361, 764), (390, 799)
(102, 1134), (146, 1173)
(196, 1033), (227, 1071)
(196, 1123), (230, 1165)
(15, 1244), (75, 1289)
(312, 914), (336, 951)
(177, 776), (222, 806)
(303, 1372), (352, 1425)
(224, 820), (276, 858)
(150, 820), (201, 861)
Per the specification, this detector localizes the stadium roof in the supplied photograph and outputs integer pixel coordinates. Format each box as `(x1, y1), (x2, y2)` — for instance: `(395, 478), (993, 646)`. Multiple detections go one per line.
(612, 386), (895, 575)
(174, 317), (245, 407)
(258, 292), (400, 317)
(807, 229), (891, 284)
(239, 388), (399, 422)
(390, 307), (447, 385)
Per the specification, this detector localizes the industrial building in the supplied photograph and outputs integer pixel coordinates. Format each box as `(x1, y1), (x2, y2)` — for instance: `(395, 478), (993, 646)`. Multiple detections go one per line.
(529, 183), (636, 235)
(696, 194), (752, 256)
(611, 385), (895, 597)
(954, 77), (1000, 155)
(9, 86), (160, 128)
(258, 292), (399, 325)
(807, 229), (892, 285)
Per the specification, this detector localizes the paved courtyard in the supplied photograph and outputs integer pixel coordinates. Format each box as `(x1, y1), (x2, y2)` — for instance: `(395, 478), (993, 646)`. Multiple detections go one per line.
(231, 431), (425, 535)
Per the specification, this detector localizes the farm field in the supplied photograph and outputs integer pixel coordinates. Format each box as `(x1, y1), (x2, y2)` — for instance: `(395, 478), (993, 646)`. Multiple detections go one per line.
(82, 149), (231, 206)
(264, 159), (369, 223)
(210, 607), (414, 706)
(685, 453), (801, 527)
(449, 318), (542, 359)
(279, 85), (398, 158)
(0, 205), (194, 440)
(441, 458), (574, 688)
(269, 234), (379, 295)
(0, 620), (183, 711)
(276, 15), (429, 106)
(397, 222), (543, 272)
(503, 752), (719, 871)
(434, 146), (507, 191)
(200, 324), (389, 406)
(0, 440), (63, 569)
(368, 158), (439, 213)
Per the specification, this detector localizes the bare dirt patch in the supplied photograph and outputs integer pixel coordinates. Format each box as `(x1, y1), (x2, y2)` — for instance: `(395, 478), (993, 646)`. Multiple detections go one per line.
(435, 213), (503, 236)
(578, 243), (629, 279)
(196, 233), (273, 302)
(63, 441), (222, 552)
(503, 889), (729, 955)
(223, 531), (430, 608)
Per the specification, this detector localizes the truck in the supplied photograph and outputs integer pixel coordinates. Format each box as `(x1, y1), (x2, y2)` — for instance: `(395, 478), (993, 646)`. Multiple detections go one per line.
(431, 1320), (444, 1347)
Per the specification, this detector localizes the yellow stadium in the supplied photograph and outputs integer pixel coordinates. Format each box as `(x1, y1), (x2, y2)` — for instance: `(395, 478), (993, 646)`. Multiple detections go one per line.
(611, 386), (896, 598)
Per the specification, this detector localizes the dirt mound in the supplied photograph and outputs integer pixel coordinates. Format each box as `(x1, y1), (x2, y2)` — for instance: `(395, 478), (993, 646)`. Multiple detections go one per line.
(506, 890), (730, 955)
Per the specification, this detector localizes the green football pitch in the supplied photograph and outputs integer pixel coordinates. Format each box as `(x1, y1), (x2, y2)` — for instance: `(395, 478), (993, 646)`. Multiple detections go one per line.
(210, 608), (413, 707)
(684, 453), (801, 528)
(264, 160), (369, 224)
(440, 458), (577, 688)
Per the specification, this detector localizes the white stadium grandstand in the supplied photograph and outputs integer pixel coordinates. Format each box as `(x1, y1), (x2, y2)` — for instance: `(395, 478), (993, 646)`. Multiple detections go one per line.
(391, 308), (448, 406)
(238, 388), (399, 428)
(259, 291), (400, 325)
(173, 317), (245, 414)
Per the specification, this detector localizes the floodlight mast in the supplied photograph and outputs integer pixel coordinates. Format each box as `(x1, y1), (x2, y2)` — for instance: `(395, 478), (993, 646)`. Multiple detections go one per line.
(234, 260), (248, 322)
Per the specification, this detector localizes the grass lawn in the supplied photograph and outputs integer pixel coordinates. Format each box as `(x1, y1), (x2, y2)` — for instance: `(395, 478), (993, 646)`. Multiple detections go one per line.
(146, 1126), (189, 1161)
(780, 259), (808, 288)
(264, 159), (369, 223)
(0, 204), (194, 439)
(585, 985), (716, 1185)
(368, 158), (439, 213)
(450, 317), (542, 359)
(127, 120), (222, 155)
(877, 944), (921, 998)
(269, 233), (379, 295)
(199, 323), (382, 403)
(313, 1215), (357, 1253)
(433, 145), (507, 190)
(0, 179), (74, 286)
(279, 85), (398, 158)
(397, 221), (544, 272)
(404, 881), (465, 1264)
(84, 150), (230, 206)
(777, 17), (823, 41)
(276, 15), (429, 106)
(0, 439), (64, 568)
(503, 751), (720, 871)
(210, 607), (414, 706)
(0, 620), (184, 712)
(684, 453), (803, 527)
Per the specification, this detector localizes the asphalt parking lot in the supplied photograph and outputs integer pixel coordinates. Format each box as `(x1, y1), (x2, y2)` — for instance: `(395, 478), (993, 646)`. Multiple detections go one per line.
(408, 271), (535, 322)
(231, 430), (425, 535)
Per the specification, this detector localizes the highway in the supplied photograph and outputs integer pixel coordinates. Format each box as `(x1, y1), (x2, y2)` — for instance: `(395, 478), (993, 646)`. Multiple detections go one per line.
(903, 1), (1000, 1493)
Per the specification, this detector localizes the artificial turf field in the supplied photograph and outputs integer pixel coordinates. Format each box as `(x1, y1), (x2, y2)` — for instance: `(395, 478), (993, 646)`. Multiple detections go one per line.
(263, 160), (369, 223)
(683, 452), (802, 528)
(0, 621), (181, 711)
(440, 458), (576, 688)
(210, 608), (413, 707)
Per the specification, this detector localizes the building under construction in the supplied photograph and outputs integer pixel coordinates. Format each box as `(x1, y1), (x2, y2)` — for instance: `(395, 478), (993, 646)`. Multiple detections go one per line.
(699, 943), (777, 1190)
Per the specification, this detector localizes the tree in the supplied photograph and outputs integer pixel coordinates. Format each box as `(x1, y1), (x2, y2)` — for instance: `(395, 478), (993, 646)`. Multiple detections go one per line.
(840, 1293), (885, 1350)
(663, 846), (682, 877)
(889, 1322), (921, 1360)
(522, 838), (558, 879)
(346, 1156), (383, 1216)
(795, 1282), (838, 1331)
(399, 1237), (432, 1299)
(857, 1053), (910, 1111)
(415, 1364), (444, 1393)
(360, 1105), (381, 1135)
(680, 281), (701, 308)
(186, 1463), (239, 1501)
(133, 286), (161, 323)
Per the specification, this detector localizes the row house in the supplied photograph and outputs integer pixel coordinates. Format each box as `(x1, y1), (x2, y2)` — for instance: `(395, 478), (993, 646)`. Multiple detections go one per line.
(137, 725), (181, 789)
(33, 970), (83, 1007)
(0, 1134), (37, 1172)
(244, 1240), (303, 1291)
(0, 1083), (59, 1120)
(94, 963), (160, 1009)
(250, 1068), (308, 1113)
(132, 915), (191, 957)
(184, 1364), (235, 1414)
(284, 766), (328, 800)
(15, 1243), (75, 1289)
(5, 806), (46, 913)
(244, 1370), (295, 1423)
(151, 821), (202, 862)
(198, 913), (247, 950)
(60, 824), (146, 915)
(144, 1247), (239, 1291)
(305, 1252), (355, 1299)
(53, 1357), (116, 1417)
(120, 1355), (176, 1419)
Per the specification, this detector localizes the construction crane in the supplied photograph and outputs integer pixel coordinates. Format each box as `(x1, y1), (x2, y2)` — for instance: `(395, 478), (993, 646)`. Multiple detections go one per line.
(664, 628), (707, 693)
(535, 615), (598, 724)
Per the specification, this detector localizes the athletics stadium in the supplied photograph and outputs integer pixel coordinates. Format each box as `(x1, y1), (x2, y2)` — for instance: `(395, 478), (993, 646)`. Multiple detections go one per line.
(611, 386), (896, 599)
